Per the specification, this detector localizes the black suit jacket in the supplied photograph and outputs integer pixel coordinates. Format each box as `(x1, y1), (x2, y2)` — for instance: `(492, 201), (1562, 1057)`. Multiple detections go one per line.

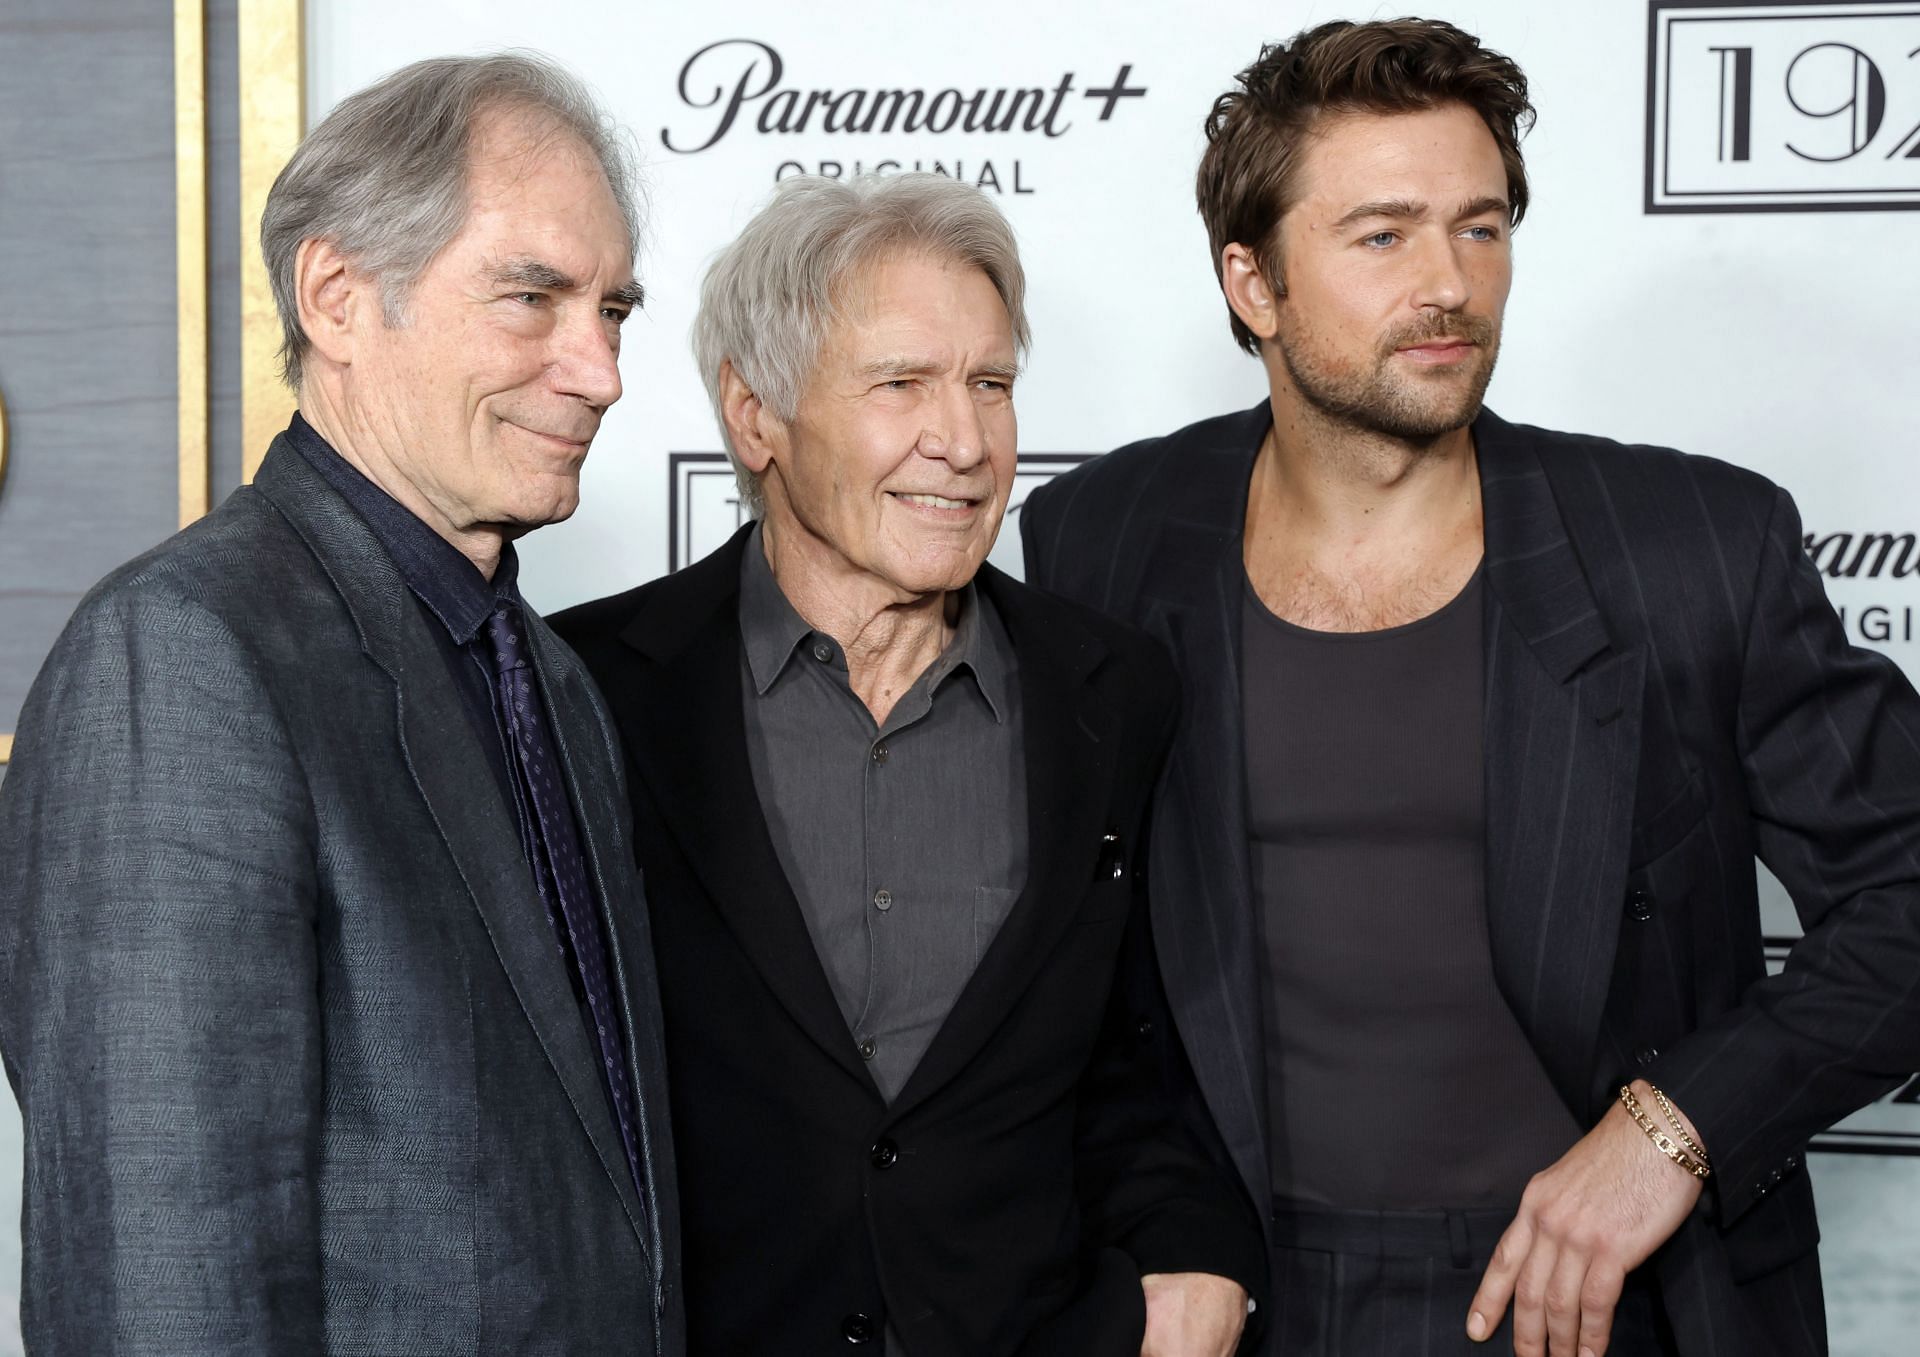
(553, 527), (1264, 1357)
(1022, 402), (1920, 1356)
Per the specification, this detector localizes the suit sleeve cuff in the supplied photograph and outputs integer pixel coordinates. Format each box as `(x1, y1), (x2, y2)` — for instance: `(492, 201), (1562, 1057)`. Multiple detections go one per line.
(1118, 1206), (1268, 1313)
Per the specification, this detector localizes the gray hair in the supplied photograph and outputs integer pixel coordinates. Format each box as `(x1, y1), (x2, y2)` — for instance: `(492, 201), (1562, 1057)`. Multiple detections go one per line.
(692, 173), (1030, 517)
(262, 51), (641, 388)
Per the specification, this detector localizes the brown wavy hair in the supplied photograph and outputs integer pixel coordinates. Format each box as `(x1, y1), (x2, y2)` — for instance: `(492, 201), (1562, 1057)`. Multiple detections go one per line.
(1197, 18), (1535, 354)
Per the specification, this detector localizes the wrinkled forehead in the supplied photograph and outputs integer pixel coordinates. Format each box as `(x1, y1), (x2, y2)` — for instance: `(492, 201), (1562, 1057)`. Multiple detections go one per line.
(461, 104), (636, 264)
(826, 245), (1008, 339)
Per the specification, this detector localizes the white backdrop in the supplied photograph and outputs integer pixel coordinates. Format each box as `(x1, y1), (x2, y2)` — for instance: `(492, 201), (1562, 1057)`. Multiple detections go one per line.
(5, 1), (1916, 1351)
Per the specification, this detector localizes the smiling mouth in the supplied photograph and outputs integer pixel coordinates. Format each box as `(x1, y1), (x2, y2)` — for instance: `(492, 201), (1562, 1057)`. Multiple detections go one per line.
(891, 491), (978, 510)
(504, 419), (594, 449)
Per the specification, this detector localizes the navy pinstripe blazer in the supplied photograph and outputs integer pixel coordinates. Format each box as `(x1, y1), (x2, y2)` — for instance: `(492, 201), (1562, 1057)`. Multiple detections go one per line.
(1022, 402), (1920, 1356)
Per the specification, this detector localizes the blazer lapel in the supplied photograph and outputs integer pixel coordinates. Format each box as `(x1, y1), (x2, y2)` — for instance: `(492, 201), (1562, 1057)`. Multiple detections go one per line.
(253, 442), (648, 1242)
(1132, 405), (1273, 1210)
(1477, 411), (1644, 1120)
(616, 531), (878, 1092)
(887, 571), (1119, 1121)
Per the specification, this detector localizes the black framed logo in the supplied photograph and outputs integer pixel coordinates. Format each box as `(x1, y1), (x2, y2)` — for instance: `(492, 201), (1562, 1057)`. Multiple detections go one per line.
(1646, 0), (1920, 212)
(666, 450), (1096, 573)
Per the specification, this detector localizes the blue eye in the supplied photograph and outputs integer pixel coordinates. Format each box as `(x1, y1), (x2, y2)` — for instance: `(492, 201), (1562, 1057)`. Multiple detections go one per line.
(1364, 231), (1398, 248)
(1461, 225), (1501, 242)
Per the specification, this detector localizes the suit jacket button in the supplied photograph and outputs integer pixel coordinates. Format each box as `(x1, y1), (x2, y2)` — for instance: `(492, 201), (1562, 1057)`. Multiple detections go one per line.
(1633, 1045), (1659, 1066)
(870, 1138), (899, 1169)
(1627, 888), (1655, 921)
(842, 1312), (875, 1343)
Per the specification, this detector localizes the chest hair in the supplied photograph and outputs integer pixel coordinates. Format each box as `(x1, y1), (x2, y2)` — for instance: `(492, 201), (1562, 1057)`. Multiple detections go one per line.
(1247, 550), (1481, 633)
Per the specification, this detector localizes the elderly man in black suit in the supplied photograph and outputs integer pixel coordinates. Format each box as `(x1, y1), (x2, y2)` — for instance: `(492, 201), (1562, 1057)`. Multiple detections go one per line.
(554, 173), (1263, 1357)
(0, 54), (678, 1354)
(1024, 18), (1920, 1357)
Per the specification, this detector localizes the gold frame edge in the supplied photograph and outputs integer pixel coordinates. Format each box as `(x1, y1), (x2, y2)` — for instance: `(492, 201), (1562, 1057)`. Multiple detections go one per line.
(238, 0), (304, 481)
(176, 0), (209, 528)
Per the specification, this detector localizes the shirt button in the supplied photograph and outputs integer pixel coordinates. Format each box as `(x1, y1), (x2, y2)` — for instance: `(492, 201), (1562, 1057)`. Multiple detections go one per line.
(871, 743), (889, 764)
(872, 888), (893, 912)
(870, 1138), (899, 1169)
(842, 1313), (875, 1344)
(812, 640), (834, 663)
(858, 1038), (876, 1061)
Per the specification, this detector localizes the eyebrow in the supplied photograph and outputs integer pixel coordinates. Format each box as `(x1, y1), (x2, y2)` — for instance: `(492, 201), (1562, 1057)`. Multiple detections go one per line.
(485, 254), (646, 309)
(1331, 195), (1512, 230)
(860, 356), (940, 378)
(858, 356), (1021, 381)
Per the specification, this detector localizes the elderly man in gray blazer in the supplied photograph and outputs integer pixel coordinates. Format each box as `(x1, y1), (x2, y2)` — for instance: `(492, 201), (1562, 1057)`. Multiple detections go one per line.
(0, 54), (679, 1355)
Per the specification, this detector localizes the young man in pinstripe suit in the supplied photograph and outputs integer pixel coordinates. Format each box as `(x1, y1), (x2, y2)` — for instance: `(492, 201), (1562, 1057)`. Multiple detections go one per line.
(1023, 17), (1920, 1357)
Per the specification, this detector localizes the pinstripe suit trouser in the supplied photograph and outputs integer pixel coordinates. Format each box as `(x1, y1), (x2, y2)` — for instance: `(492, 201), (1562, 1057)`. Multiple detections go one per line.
(1264, 1201), (1679, 1357)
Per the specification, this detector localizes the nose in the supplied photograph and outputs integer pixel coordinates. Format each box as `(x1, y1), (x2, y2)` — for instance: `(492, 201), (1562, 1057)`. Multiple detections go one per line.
(1409, 230), (1471, 316)
(551, 304), (623, 410)
(917, 380), (989, 471)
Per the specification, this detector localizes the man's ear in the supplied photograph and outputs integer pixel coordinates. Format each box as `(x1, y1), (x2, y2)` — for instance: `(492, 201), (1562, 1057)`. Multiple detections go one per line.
(1221, 241), (1283, 344)
(719, 358), (781, 475)
(295, 237), (367, 368)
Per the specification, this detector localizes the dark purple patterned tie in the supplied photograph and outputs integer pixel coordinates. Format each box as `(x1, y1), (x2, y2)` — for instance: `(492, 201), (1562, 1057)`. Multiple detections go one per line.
(484, 600), (646, 1202)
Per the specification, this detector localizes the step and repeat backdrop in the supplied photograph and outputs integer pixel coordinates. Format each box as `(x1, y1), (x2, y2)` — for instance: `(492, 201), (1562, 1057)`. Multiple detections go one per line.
(3, 0), (1918, 1350)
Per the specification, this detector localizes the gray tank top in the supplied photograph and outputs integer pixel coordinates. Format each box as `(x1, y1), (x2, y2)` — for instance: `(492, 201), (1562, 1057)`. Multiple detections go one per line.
(1241, 564), (1582, 1210)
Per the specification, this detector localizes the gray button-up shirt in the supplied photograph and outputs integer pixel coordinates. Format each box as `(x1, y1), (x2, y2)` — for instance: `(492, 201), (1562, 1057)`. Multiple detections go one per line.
(739, 525), (1027, 1103)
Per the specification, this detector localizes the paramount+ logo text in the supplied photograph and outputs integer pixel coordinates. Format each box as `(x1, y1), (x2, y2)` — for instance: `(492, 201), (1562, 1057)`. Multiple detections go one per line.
(661, 38), (1148, 193)
(1805, 529), (1920, 647)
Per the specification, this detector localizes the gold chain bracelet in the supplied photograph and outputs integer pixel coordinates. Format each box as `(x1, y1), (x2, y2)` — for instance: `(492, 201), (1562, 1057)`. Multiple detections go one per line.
(1619, 1084), (1710, 1179)
(1649, 1083), (1712, 1170)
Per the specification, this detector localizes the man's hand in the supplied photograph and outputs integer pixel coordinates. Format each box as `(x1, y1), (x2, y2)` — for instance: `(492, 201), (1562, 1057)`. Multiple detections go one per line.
(1467, 1081), (1705, 1357)
(1139, 1271), (1247, 1357)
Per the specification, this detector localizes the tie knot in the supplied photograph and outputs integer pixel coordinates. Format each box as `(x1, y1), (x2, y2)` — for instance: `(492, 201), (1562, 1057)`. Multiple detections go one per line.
(484, 602), (531, 674)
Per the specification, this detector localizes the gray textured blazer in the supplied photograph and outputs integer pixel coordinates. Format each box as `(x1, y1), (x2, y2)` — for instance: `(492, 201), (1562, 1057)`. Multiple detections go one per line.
(0, 439), (682, 1355)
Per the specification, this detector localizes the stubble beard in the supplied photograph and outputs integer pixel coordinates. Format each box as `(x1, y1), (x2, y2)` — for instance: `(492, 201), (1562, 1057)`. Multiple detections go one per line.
(1275, 310), (1502, 445)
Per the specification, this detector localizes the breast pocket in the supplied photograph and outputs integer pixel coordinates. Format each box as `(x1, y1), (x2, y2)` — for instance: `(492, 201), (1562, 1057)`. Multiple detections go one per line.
(1629, 763), (1710, 869)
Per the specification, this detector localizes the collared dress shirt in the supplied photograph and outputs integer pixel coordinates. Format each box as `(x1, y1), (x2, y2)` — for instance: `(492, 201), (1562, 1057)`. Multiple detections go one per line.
(738, 524), (1027, 1104)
